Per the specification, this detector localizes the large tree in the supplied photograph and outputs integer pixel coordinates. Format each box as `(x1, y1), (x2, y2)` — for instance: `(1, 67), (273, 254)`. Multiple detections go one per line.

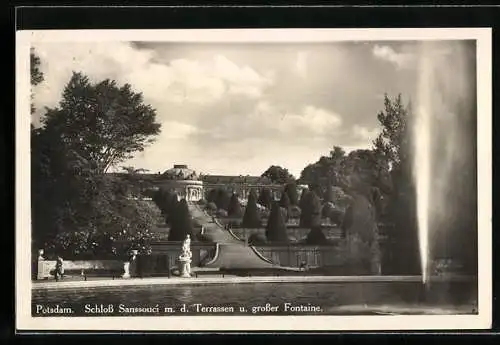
(31, 48), (44, 115)
(341, 149), (391, 205)
(31, 73), (161, 256)
(372, 94), (419, 274)
(32, 124), (95, 248)
(32, 150), (160, 258)
(261, 165), (295, 184)
(324, 184), (334, 203)
(299, 146), (347, 194)
(372, 94), (413, 214)
(44, 196), (161, 258)
(373, 94), (412, 170)
(242, 190), (261, 228)
(31, 48), (44, 86)
(265, 202), (288, 243)
(40, 72), (161, 173)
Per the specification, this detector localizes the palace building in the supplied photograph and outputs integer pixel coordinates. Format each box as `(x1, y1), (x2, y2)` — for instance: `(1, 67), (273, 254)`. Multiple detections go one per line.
(114, 164), (306, 203)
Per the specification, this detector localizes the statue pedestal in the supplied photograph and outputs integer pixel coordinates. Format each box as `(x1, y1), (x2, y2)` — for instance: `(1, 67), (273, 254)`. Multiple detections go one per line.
(178, 234), (192, 278)
(37, 249), (47, 280)
(178, 257), (192, 278)
(122, 262), (131, 279)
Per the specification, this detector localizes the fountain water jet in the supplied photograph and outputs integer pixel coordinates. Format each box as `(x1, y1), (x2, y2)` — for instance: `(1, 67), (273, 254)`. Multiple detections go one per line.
(412, 41), (476, 286)
(414, 46), (433, 285)
(413, 107), (431, 285)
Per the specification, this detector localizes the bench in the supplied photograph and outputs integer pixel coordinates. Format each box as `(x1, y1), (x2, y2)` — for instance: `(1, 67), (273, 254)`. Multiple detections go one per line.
(54, 268), (123, 281)
(193, 270), (226, 278)
(81, 269), (123, 280)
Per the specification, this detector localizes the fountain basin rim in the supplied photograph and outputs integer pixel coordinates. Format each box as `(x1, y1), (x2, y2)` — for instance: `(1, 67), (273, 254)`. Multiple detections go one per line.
(32, 274), (476, 291)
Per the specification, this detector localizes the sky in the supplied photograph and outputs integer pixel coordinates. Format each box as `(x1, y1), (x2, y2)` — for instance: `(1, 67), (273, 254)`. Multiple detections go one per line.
(31, 39), (466, 177)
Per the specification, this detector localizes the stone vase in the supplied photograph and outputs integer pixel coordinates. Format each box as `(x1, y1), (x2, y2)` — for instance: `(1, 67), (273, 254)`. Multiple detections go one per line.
(122, 262), (131, 279)
(178, 258), (192, 278)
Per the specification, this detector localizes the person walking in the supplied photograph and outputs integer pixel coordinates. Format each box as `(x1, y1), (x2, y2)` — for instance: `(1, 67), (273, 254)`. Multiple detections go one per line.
(55, 256), (64, 281)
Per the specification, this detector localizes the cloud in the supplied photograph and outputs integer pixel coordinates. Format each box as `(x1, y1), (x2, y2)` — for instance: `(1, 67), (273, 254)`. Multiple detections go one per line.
(352, 124), (380, 142)
(112, 120), (201, 174)
(295, 51), (309, 78)
(372, 42), (455, 72)
(185, 100), (345, 159)
(249, 101), (342, 136)
(157, 55), (273, 102)
(160, 121), (200, 140)
(169, 99), (348, 176)
(31, 42), (274, 125)
(372, 44), (415, 69)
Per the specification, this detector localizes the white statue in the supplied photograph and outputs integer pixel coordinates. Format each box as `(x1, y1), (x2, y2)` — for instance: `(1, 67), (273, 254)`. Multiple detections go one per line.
(178, 234), (192, 277)
(182, 234), (191, 254)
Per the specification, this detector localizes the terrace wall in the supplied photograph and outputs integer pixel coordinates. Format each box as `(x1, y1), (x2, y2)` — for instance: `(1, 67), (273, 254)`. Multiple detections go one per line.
(35, 242), (217, 280)
(230, 227), (344, 242)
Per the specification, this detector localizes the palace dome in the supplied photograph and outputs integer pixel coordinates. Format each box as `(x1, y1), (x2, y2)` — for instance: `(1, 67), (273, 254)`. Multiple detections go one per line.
(161, 164), (199, 181)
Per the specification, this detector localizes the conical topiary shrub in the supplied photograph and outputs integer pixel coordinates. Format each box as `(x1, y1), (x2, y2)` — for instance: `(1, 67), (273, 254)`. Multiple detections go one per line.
(242, 190), (261, 228)
(227, 193), (243, 218)
(305, 226), (330, 245)
(284, 182), (299, 206)
(168, 199), (194, 241)
(257, 188), (273, 209)
(299, 191), (321, 228)
(265, 202), (288, 243)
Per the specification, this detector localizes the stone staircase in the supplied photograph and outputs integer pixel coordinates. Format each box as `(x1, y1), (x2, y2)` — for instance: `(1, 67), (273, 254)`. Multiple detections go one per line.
(188, 203), (291, 270)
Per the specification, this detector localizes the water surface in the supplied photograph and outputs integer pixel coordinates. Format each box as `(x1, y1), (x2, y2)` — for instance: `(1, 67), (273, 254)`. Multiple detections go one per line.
(32, 281), (477, 316)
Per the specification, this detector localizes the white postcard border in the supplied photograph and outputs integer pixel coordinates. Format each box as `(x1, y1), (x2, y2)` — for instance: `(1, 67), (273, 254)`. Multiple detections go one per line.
(16, 28), (492, 331)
